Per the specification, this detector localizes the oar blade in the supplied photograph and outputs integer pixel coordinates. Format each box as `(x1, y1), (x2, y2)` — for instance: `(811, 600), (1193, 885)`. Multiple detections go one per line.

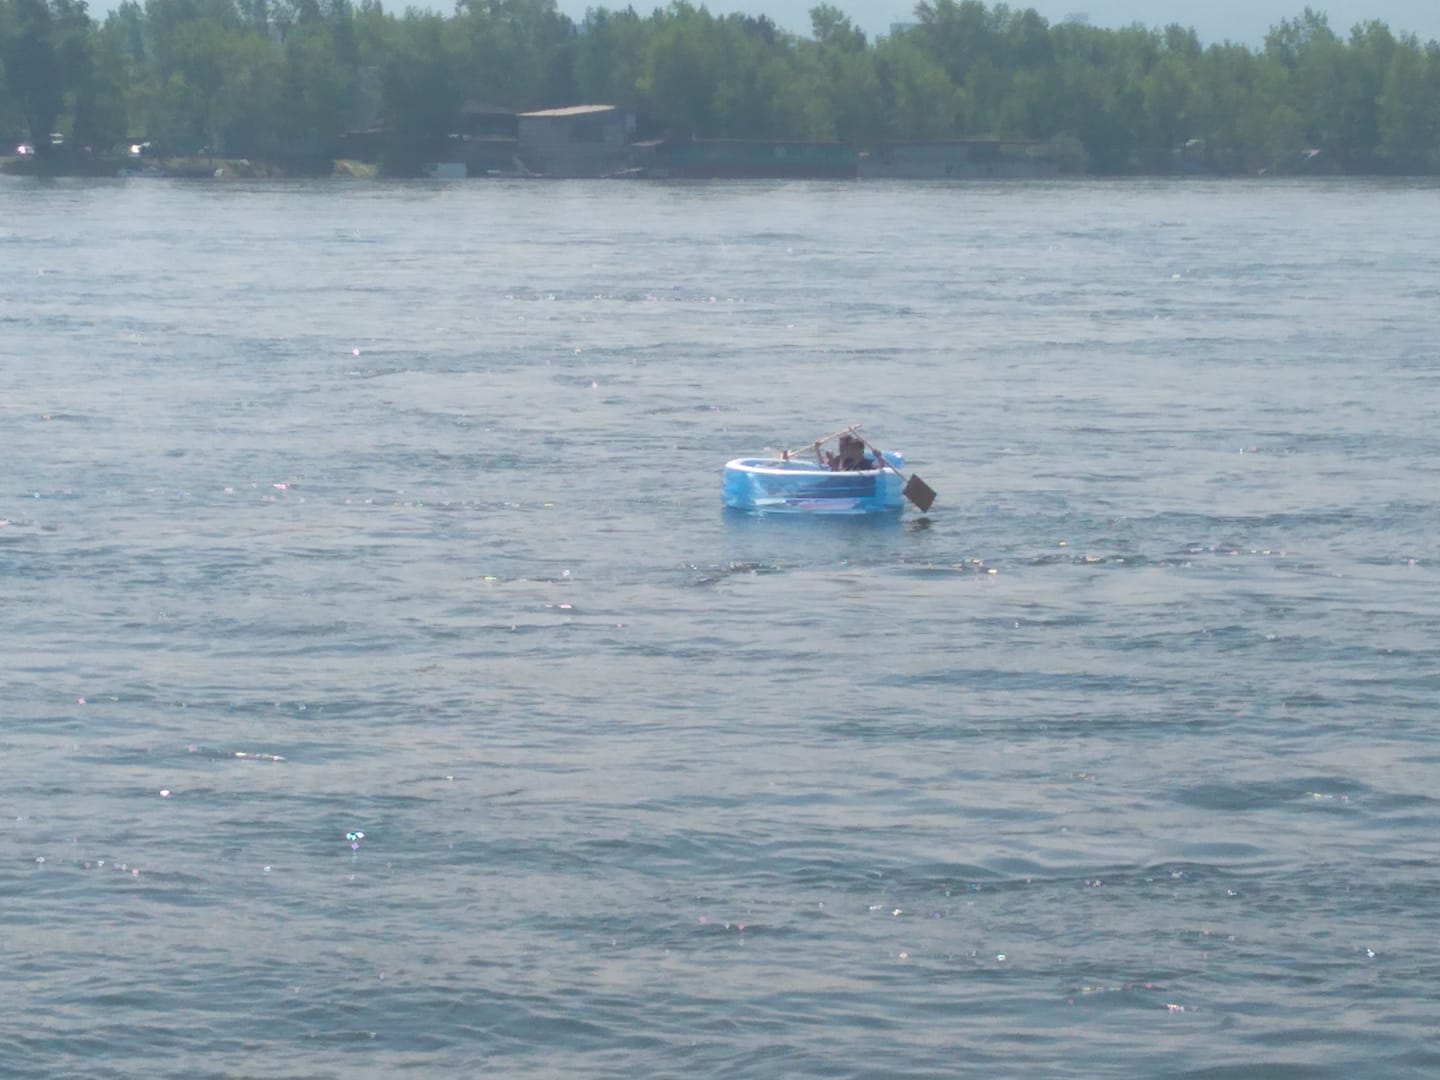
(903, 474), (937, 512)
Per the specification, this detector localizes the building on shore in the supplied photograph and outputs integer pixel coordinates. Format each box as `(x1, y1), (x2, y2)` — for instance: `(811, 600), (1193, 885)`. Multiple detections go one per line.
(517, 105), (635, 178)
(419, 103), (521, 178)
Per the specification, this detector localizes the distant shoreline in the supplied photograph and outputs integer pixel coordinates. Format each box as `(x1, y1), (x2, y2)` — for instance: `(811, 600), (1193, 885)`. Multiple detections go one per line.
(0, 156), (375, 181)
(7, 156), (1433, 182)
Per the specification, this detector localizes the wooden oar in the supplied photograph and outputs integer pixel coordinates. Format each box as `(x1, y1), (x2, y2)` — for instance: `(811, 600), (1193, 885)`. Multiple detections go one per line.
(780, 425), (859, 461)
(853, 433), (937, 513)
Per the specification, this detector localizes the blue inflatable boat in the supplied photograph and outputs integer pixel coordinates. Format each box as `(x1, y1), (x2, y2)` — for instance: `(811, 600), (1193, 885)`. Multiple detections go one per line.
(722, 453), (907, 514)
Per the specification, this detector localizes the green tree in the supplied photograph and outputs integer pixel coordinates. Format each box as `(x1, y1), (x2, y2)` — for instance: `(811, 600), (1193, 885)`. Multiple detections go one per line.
(1139, 37), (1195, 159)
(875, 32), (961, 139)
(97, 2), (147, 109)
(271, 19), (351, 154)
(6, 0), (1440, 176)
(1048, 21), (1151, 171)
(808, 5), (883, 145)
(168, 17), (245, 151)
(380, 10), (462, 165)
(0, 2), (14, 139)
(641, 3), (723, 136)
(49, 0), (108, 149)
(574, 7), (648, 108)
(912, 0), (992, 88)
(2, 0), (63, 154)
(454, 0), (574, 109)
(1377, 37), (1439, 169)
(810, 3), (863, 51)
(1334, 19), (1396, 168)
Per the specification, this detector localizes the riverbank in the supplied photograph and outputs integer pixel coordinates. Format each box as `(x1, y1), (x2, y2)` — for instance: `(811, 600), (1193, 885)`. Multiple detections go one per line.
(2, 152), (1424, 182)
(0, 156), (381, 180)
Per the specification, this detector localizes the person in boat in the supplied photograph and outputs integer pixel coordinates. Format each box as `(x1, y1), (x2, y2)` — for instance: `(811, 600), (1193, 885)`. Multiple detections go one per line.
(833, 433), (872, 471)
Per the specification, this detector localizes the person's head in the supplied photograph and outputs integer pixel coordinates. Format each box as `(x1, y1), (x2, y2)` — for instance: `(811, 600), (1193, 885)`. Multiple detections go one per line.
(838, 434), (864, 465)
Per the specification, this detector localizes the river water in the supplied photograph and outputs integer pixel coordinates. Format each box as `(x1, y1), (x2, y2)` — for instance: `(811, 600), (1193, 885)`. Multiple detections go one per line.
(3, 176), (1439, 1078)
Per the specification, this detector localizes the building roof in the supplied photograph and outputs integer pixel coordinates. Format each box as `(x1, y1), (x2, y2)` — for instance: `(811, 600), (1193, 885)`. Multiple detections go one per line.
(518, 104), (617, 118)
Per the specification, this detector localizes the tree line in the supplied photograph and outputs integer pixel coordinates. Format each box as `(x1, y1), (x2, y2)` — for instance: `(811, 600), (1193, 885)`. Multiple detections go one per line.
(2, 0), (1438, 174)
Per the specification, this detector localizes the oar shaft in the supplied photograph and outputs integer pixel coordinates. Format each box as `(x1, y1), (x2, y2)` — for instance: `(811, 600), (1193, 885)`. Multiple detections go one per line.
(782, 425), (859, 460)
(853, 432), (937, 511)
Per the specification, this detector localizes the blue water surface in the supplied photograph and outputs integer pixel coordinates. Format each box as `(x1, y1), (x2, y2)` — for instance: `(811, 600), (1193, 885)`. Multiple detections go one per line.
(3, 176), (1439, 1078)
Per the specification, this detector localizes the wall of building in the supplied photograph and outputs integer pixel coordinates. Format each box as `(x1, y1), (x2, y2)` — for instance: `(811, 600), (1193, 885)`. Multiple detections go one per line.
(518, 107), (633, 178)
